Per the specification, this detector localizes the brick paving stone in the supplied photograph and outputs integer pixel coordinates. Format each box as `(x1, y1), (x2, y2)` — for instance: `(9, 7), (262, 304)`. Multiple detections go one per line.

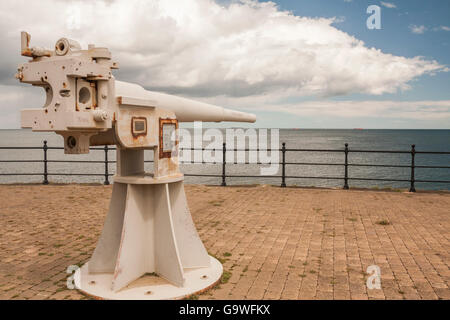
(0, 185), (449, 300)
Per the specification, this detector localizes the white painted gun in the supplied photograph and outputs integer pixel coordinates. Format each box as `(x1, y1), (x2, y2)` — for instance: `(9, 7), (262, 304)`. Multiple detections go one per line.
(17, 32), (256, 154)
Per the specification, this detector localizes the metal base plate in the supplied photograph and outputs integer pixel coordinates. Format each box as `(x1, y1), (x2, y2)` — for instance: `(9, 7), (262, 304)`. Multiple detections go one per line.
(75, 256), (222, 300)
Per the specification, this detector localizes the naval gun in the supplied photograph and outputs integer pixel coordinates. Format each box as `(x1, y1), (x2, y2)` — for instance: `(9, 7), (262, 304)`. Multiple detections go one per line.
(17, 32), (256, 299)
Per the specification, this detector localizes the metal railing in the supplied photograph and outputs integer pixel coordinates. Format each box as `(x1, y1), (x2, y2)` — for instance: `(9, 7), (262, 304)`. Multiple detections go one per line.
(1, 141), (449, 191)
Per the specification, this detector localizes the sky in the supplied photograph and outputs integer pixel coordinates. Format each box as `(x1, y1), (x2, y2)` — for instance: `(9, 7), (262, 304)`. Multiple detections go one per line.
(0, 0), (449, 129)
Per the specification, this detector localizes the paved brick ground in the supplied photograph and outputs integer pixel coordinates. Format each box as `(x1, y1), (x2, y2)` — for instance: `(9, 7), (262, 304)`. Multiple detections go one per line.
(0, 184), (448, 300)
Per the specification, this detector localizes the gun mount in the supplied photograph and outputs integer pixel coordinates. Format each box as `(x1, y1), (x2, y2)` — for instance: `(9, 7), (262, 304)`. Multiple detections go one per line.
(17, 32), (256, 299)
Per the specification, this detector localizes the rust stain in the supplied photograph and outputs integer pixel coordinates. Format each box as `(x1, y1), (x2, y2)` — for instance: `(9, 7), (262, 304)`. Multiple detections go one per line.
(117, 96), (123, 105)
(21, 49), (33, 57)
(168, 153), (179, 172)
(21, 48), (51, 58)
(159, 118), (178, 159)
(91, 81), (97, 109)
(75, 79), (79, 111)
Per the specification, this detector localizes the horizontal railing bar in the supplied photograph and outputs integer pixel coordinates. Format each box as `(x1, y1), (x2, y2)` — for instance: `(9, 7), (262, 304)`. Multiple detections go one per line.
(415, 151), (450, 155)
(1, 173), (448, 184)
(46, 147), (107, 151)
(221, 175), (283, 178)
(347, 150), (410, 154)
(182, 148), (255, 151)
(47, 160), (113, 163)
(46, 173), (106, 176)
(347, 177), (411, 182)
(185, 174), (283, 178)
(285, 175), (343, 180)
(1, 146), (449, 154)
(183, 161), (221, 164)
(0, 160), (43, 163)
(0, 173), (43, 176)
(348, 163), (410, 168)
(2, 159), (445, 169)
(0, 147), (44, 150)
(285, 162), (342, 166)
(184, 174), (223, 177)
(2, 159), (445, 168)
(415, 165), (450, 169)
(285, 148), (343, 152)
(182, 161), (277, 165)
(415, 179), (450, 183)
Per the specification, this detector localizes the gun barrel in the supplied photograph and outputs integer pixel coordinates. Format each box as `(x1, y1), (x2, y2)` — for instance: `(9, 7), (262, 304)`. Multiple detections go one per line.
(115, 81), (256, 123)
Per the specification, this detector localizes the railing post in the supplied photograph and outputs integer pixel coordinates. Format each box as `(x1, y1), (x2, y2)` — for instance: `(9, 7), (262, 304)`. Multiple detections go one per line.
(221, 142), (226, 186)
(343, 143), (349, 190)
(281, 142), (286, 187)
(104, 145), (110, 185)
(409, 144), (416, 192)
(43, 140), (49, 185)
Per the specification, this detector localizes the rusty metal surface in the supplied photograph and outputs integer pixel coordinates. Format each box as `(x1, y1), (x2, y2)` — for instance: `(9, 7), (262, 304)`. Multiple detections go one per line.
(159, 118), (178, 159)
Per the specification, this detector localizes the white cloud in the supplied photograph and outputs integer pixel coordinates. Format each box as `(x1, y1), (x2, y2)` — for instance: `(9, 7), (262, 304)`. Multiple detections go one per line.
(380, 2), (396, 9)
(409, 24), (426, 34)
(198, 93), (450, 123)
(0, 0), (444, 98)
(267, 100), (450, 121)
(432, 26), (450, 32)
(0, 85), (45, 128)
(208, 94), (450, 121)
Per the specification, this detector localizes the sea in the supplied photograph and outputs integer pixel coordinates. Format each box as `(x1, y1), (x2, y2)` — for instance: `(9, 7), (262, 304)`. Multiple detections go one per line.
(0, 129), (449, 190)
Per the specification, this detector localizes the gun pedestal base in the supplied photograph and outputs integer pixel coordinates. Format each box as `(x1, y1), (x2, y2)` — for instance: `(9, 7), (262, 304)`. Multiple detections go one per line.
(75, 174), (222, 300)
(75, 257), (222, 300)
